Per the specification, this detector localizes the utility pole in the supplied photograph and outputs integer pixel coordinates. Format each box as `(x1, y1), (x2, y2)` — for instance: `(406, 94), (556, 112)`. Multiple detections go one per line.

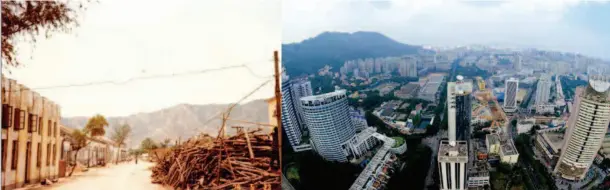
(273, 51), (282, 172)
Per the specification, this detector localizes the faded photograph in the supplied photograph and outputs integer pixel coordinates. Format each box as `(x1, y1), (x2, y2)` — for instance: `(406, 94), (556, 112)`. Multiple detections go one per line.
(1, 0), (281, 190)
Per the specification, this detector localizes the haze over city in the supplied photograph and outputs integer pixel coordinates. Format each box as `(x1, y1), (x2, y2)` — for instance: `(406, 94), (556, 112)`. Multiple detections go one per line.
(283, 0), (610, 59)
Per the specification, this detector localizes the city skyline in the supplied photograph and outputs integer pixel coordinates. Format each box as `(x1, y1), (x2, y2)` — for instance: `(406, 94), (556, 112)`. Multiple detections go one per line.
(283, 0), (610, 60)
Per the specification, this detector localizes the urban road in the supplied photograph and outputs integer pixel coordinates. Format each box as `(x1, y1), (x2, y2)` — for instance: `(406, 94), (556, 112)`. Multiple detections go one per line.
(27, 161), (169, 190)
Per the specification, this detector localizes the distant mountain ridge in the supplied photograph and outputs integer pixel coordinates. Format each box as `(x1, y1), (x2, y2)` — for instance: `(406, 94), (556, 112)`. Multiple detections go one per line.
(282, 31), (425, 76)
(61, 99), (270, 148)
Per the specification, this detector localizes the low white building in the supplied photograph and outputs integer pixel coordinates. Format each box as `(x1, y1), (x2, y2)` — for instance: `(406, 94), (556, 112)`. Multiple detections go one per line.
(61, 126), (124, 167)
(517, 118), (536, 134)
(486, 134), (519, 165)
(536, 104), (556, 114)
(468, 147), (490, 188)
(341, 128), (380, 160)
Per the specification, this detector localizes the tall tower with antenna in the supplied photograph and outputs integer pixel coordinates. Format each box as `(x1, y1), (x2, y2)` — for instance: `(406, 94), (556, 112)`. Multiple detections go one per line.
(438, 75), (470, 190)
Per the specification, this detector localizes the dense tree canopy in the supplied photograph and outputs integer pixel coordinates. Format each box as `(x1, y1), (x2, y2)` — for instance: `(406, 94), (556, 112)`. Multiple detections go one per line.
(85, 114), (108, 137)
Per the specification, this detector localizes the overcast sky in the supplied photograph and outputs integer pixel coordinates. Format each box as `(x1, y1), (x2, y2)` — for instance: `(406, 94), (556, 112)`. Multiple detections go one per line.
(283, 0), (610, 59)
(5, 0), (280, 117)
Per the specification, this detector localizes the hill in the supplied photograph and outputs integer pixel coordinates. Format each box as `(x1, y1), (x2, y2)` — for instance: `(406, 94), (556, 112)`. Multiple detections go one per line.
(282, 31), (424, 76)
(61, 99), (270, 148)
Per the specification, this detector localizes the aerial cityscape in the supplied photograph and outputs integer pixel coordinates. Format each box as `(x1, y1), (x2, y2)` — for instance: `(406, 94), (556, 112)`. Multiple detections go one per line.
(281, 32), (610, 190)
(281, 1), (610, 190)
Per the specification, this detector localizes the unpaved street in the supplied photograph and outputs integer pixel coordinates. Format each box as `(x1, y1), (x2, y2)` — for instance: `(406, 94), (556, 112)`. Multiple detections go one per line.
(32, 161), (169, 190)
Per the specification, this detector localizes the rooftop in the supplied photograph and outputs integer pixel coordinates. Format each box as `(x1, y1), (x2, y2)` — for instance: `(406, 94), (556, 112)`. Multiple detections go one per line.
(500, 138), (519, 156)
(486, 134), (499, 145)
(380, 108), (395, 117)
(438, 140), (468, 158)
(300, 90), (346, 102)
(454, 81), (473, 95)
(420, 82), (441, 95)
(428, 75), (445, 83)
(541, 131), (565, 151)
(487, 134), (519, 156)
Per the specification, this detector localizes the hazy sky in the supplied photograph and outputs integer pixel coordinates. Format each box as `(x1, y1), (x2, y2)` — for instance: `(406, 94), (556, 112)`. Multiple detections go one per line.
(5, 0), (280, 117)
(283, 0), (610, 59)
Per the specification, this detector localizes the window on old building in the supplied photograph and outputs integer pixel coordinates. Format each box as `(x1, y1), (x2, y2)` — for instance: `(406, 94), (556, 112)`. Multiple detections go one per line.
(28, 114), (38, 133)
(38, 117), (42, 135)
(13, 108), (22, 130)
(47, 120), (52, 137)
(54, 122), (57, 137)
(46, 143), (51, 166)
(12, 140), (18, 170)
(19, 110), (25, 130)
(52, 144), (56, 165)
(37, 143), (41, 167)
(2, 105), (11, 128)
(2, 139), (6, 171)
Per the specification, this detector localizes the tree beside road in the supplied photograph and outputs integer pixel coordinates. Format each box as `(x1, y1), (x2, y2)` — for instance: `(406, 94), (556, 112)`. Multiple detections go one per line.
(111, 124), (132, 164)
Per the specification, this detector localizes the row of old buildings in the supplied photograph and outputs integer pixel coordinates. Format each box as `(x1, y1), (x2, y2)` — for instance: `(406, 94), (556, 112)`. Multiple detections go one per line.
(2, 76), (127, 190)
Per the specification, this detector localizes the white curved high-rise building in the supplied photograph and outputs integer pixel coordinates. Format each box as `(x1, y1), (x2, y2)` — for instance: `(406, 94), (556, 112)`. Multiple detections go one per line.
(300, 90), (355, 162)
(555, 75), (610, 180)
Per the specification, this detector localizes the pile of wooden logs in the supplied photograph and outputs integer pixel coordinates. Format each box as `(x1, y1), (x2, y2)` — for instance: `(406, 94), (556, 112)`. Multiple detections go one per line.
(151, 128), (280, 190)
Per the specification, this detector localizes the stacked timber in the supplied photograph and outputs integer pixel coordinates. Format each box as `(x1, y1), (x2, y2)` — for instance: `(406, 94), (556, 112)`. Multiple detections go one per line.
(151, 129), (280, 190)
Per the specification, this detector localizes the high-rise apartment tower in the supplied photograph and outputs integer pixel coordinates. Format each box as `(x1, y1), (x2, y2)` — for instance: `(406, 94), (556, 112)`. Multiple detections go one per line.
(554, 75), (610, 180)
(300, 90), (356, 162)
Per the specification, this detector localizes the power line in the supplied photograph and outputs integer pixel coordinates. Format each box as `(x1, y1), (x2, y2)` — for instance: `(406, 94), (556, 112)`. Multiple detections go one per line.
(194, 79), (273, 135)
(4, 63), (272, 92)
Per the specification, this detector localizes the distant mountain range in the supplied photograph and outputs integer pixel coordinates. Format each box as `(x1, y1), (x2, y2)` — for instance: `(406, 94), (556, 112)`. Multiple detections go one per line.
(282, 31), (425, 76)
(61, 99), (270, 148)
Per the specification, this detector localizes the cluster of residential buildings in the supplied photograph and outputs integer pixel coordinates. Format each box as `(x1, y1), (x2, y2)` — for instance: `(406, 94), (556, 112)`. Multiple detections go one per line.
(340, 56), (418, 78)
(1, 76), (126, 190)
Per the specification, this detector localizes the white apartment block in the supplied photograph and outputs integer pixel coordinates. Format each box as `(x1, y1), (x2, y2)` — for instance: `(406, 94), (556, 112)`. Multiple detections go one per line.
(280, 72), (303, 150)
(290, 77), (313, 131)
(535, 76), (552, 106)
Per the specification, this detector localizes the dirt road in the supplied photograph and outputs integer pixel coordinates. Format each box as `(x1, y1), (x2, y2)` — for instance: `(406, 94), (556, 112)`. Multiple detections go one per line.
(31, 161), (168, 190)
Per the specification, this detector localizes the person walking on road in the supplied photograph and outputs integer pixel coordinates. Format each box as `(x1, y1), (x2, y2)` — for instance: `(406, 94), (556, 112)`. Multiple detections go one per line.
(269, 127), (279, 170)
(135, 153), (139, 164)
